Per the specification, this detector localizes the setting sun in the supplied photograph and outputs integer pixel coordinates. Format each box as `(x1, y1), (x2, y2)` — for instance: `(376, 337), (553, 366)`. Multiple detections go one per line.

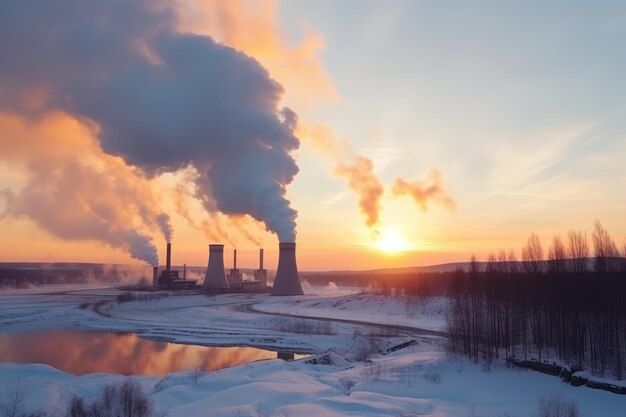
(375, 228), (408, 254)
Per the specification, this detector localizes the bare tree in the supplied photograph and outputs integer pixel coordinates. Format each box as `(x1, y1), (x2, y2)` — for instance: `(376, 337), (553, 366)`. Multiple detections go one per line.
(567, 230), (589, 272)
(507, 250), (519, 274)
(67, 396), (86, 417)
(497, 250), (508, 274)
(0, 378), (28, 417)
(486, 253), (498, 274)
(547, 235), (567, 273)
(469, 254), (480, 274)
(592, 220), (620, 272)
(623, 240), (626, 272)
(522, 232), (544, 274)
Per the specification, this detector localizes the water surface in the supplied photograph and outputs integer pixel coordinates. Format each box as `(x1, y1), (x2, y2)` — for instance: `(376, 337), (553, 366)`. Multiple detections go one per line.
(0, 330), (277, 375)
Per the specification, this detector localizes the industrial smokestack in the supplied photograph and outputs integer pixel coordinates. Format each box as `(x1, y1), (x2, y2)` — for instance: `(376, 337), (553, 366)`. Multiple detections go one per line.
(254, 248), (267, 289)
(203, 244), (229, 292)
(166, 242), (172, 272)
(271, 242), (303, 296)
(259, 248), (264, 270)
(233, 249), (237, 270)
(152, 266), (158, 287)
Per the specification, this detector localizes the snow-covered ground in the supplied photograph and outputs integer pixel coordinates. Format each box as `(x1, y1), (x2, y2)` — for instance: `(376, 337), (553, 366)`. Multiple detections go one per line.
(255, 289), (448, 332)
(0, 284), (624, 416)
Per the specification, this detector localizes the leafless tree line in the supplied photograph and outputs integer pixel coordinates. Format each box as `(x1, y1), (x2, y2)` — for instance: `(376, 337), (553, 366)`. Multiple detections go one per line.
(448, 221), (626, 380)
(484, 221), (624, 275)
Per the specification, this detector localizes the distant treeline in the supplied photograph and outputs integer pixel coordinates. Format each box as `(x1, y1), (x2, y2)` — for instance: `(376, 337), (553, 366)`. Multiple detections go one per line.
(443, 221), (626, 380)
(0, 264), (139, 288)
(447, 270), (626, 378)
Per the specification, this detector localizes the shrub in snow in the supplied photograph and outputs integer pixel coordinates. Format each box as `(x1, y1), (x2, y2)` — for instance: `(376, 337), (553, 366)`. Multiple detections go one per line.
(65, 378), (154, 417)
(338, 377), (357, 394)
(422, 371), (441, 384)
(0, 378), (43, 417)
(537, 393), (581, 417)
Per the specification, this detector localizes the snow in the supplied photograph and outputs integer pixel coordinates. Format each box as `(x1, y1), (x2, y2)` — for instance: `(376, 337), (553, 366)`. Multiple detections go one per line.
(253, 291), (448, 332)
(0, 283), (624, 417)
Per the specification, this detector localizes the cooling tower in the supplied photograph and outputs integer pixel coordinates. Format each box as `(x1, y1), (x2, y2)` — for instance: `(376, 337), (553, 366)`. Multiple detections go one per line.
(271, 242), (304, 296)
(203, 244), (230, 292)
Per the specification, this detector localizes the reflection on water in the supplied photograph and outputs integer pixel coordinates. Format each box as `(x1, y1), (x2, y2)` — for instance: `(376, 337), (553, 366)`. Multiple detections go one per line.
(0, 330), (277, 376)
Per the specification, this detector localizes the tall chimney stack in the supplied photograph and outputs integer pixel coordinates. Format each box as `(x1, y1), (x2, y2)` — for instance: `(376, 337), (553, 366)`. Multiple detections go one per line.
(152, 266), (159, 287)
(166, 242), (172, 272)
(259, 248), (264, 270)
(254, 248), (267, 289)
(233, 249), (237, 270)
(203, 244), (229, 292)
(271, 242), (304, 296)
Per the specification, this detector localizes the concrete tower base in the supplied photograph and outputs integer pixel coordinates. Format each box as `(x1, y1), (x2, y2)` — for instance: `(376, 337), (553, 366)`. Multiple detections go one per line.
(271, 242), (304, 296)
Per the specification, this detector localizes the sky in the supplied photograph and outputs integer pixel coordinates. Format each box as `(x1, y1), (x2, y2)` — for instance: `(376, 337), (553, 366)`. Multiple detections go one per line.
(0, 0), (625, 271)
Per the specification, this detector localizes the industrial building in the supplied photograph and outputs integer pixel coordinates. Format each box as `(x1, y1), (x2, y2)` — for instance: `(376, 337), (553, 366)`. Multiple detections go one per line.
(156, 242), (302, 295)
(153, 243), (197, 289)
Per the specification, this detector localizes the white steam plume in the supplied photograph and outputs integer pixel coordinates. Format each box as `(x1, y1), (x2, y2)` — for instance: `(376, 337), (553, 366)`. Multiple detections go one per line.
(0, 0), (300, 244)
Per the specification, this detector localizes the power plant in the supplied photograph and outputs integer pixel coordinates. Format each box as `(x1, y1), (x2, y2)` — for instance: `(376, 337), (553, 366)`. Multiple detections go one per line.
(153, 243), (196, 289)
(227, 249), (242, 291)
(253, 249), (268, 289)
(271, 242), (304, 296)
(153, 242), (303, 295)
(202, 244), (230, 292)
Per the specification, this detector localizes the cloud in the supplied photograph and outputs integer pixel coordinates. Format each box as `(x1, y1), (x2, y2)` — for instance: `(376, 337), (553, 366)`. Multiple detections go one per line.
(0, 0), (300, 248)
(392, 170), (456, 211)
(335, 157), (384, 228)
(297, 121), (385, 230)
(0, 113), (165, 265)
(174, 0), (337, 107)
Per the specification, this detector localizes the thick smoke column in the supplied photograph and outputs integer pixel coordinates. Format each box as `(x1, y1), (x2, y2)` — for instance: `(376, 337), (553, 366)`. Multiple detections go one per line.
(335, 157), (384, 228)
(392, 171), (456, 211)
(156, 213), (173, 243)
(0, 0), (300, 243)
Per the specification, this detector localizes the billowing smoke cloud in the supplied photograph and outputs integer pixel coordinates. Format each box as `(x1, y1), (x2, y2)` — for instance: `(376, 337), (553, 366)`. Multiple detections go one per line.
(0, 113), (163, 266)
(335, 157), (384, 228)
(175, 0), (337, 107)
(170, 167), (262, 245)
(0, 1), (300, 245)
(392, 170), (456, 211)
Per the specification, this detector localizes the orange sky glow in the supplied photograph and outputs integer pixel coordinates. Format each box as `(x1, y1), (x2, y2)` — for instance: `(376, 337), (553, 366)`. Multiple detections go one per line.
(1, 0), (625, 272)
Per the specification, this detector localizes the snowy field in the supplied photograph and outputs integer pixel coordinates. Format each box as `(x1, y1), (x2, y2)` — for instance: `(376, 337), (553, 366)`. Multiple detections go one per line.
(0, 284), (624, 416)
